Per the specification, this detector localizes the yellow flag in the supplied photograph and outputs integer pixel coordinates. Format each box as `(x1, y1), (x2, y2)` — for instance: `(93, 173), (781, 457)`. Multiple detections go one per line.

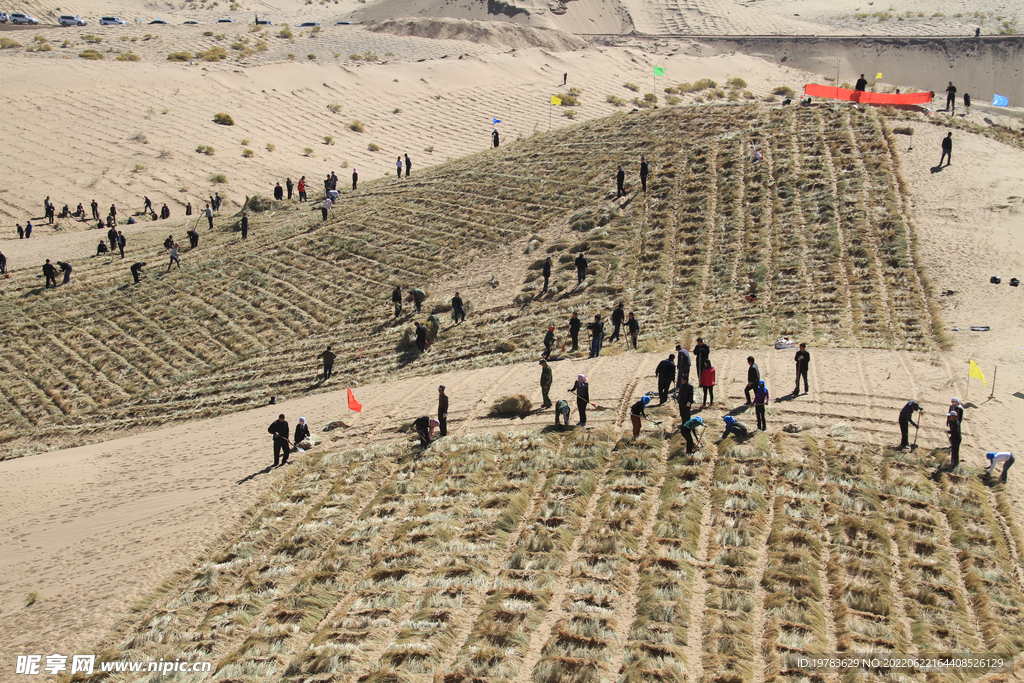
(876, 72), (883, 79)
(551, 96), (561, 106)
(969, 359), (988, 386)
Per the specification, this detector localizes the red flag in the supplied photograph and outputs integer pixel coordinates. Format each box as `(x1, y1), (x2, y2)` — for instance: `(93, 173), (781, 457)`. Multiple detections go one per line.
(347, 387), (362, 413)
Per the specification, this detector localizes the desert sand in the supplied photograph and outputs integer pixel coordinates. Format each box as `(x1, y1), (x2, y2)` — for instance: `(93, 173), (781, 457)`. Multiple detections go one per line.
(1, 0), (1023, 676)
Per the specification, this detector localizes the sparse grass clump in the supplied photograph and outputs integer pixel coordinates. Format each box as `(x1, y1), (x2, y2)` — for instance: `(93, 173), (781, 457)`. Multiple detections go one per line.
(367, 143), (380, 151)
(308, 53), (316, 60)
(323, 135), (334, 145)
(197, 47), (227, 62)
(82, 34), (102, 44)
(302, 147), (314, 156)
(130, 132), (149, 144)
(606, 94), (626, 106)
(624, 82), (640, 92)
(242, 149), (254, 158)
(490, 395), (532, 416)
(196, 145), (215, 156)
(79, 49), (104, 60)
(116, 52), (141, 61)
(266, 143), (275, 152)
(278, 25), (293, 39)
(327, 102), (342, 113)
(349, 121), (364, 133)
(563, 109), (578, 119)
(213, 112), (235, 126)
(555, 92), (580, 106)
(25, 592), (39, 607)
(727, 77), (747, 88)
(773, 85), (796, 98)
(167, 51), (191, 61)
(210, 173), (228, 184)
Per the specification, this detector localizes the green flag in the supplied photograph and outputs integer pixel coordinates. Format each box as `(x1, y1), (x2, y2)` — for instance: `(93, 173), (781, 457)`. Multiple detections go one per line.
(653, 66), (665, 76)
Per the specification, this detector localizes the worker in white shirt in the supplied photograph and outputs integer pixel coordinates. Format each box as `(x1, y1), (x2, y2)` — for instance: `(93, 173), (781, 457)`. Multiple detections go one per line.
(985, 452), (1015, 483)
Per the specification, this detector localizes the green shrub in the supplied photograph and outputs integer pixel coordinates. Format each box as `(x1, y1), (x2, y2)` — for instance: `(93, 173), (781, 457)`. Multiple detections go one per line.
(563, 109), (577, 119)
(773, 86), (796, 98)
(393, 107), (402, 114)
(278, 25), (293, 39)
(556, 92), (580, 106)
(624, 82), (640, 92)
(196, 145), (215, 155)
(197, 46), (227, 62)
(727, 77), (747, 88)
(323, 135), (334, 145)
(266, 143), (275, 152)
(242, 149), (254, 158)
(1, 38), (23, 49)
(82, 34), (102, 44)
(78, 49), (104, 60)
(349, 120), (364, 133)
(327, 102), (342, 113)
(302, 147), (314, 156)
(367, 142), (380, 151)
(213, 112), (234, 126)
(307, 53), (316, 60)
(116, 52), (140, 61)
(666, 95), (681, 105)
(606, 94), (626, 106)
(202, 31), (213, 36)
(167, 51), (191, 61)
(210, 173), (228, 184)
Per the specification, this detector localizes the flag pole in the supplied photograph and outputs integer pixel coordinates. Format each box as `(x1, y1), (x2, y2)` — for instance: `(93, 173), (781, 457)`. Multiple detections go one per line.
(965, 363), (970, 400)
(548, 99), (551, 131)
(989, 366), (997, 399)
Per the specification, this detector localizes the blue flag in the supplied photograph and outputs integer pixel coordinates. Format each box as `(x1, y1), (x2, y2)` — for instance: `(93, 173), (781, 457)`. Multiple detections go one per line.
(493, 117), (501, 124)
(993, 94), (1009, 107)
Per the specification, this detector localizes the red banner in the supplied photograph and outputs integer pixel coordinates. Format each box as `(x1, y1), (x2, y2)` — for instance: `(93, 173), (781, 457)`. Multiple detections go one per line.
(804, 84), (933, 105)
(347, 387), (362, 413)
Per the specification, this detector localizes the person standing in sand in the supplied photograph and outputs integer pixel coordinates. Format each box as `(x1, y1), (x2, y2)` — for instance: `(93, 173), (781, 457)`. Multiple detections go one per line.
(563, 72), (567, 86)
(640, 155), (649, 193)
(352, 168), (358, 191)
(241, 211), (248, 240)
(855, 74), (867, 92)
(492, 129), (499, 148)
(540, 359), (553, 409)
(0, 250), (6, 275)
(286, 177), (294, 200)
(298, 176), (307, 202)
(396, 156), (403, 178)
(571, 374), (589, 427)
(627, 312), (639, 349)
(946, 82), (957, 111)
(167, 242), (180, 271)
(437, 385), (448, 437)
(940, 132), (953, 167)
(616, 165), (626, 198)
(404, 153), (411, 178)
(91, 199), (100, 222)
(268, 414), (291, 466)
(203, 204), (214, 230)
(947, 410), (961, 467)
(794, 342), (810, 394)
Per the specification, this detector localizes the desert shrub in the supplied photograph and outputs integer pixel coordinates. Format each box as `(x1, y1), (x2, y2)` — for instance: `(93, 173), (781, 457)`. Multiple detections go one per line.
(323, 135), (334, 145)
(495, 341), (516, 353)
(82, 34), (102, 44)
(491, 395), (532, 415)
(210, 173), (228, 184)
(79, 49), (104, 60)
(202, 31), (213, 36)
(116, 52), (141, 61)
(624, 82), (640, 92)
(393, 107), (402, 114)
(197, 47), (227, 62)
(763, 95), (777, 103)
(278, 25), (293, 39)
(196, 145), (215, 155)
(265, 143), (275, 152)
(666, 95), (681, 105)
(213, 112), (234, 126)
(307, 53), (316, 60)
(679, 78), (715, 92)
(891, 126), (914, 135)
(367, 142), (380, 151)
(727, 90), (740, 101)
(664, 86), (680, 94)
(349, 121), (364, 132)
(130, 132), (148, 144)
(424, 145), (434, 153)
(302, 147), (314, 156)
(743, 90), (756, 100)
(131, 164), (146, 173)
(563, 109), (577, 119)
(158, 148), (172, 158)
(362, 50), (377, 61)
(287, 53), (295, 60)
(556, 92), (580, 106)
(240, 138), (250, 145)
(606, 94), (626, 106)
(167, 51), (191, 61)
(713, 89), (725, 98)
(242, 149), (254, 157)
(1, 38), (23, 49)
(773, 85), (796, 98)
(255, 40), (268, 52)
(327, 102), (341, 113)
(727, 77), (747, 88)
(643, 93), (658, 104)
(348, 53), (362, 60)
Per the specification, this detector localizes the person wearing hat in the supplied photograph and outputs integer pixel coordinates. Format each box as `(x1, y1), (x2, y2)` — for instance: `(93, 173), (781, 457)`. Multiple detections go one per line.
(753, 379), (769, 431)
(554, 399), (571, 427)
(318, 345), (335, 381)
(946, 410), (961, 467)
(950, 397), (964, 423)
(571, 374), (589, 426)
(294, 417), (311, 446)
(544, 326), (556, 359)
(540, 360), (553, 409)
(438, 385), (449, 437)
(720, 415), (750, 440)
(630, 395), (652, 438)
(898, 400), (922, 449)
(267, 414), (290, 466)
(413, 416), (440, 446)
(985, 452), (1014, 483)
(681, 416), (704, 454)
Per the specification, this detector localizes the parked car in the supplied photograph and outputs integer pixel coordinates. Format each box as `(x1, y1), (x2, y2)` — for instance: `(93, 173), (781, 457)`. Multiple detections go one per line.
(216, 18), (234, 23)
(183, 20), (199, 24)
(149, 19), (167, 24)
(0, 11), (9, 22)
(99, 16), (127, 25)
(255, 19), (273, 25)
(334, 20), (352, 24)
(297, 21), (320, 27)
(10, 12), (39, 24)
(59, 14), (88, 25)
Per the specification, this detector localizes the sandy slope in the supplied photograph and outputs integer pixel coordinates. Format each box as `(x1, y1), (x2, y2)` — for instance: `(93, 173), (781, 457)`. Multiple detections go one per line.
(2, 341), (1018, 668)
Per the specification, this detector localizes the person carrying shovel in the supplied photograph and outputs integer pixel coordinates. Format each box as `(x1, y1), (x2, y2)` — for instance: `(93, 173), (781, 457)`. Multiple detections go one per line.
(630, 395), (652, 438)
(268, 414), (291, 466)
(681, 416), (705, 455)
(898, 400), (922, 450)
(570, 374), (590, 427)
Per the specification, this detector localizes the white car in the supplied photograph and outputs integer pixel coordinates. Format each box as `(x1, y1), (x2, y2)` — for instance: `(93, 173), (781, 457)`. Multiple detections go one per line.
(99, 16), (126, 25)
(10, 12), (39, 24)
(0, 12), (8, 22)
(59, 15), (88, 25)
